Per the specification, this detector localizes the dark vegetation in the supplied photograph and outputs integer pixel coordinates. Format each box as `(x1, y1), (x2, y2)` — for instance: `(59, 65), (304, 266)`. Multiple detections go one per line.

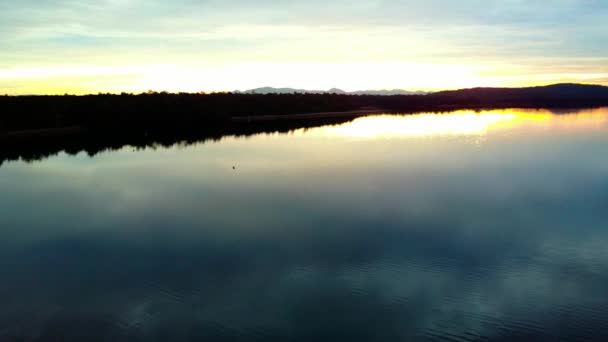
(2, 83), (608, 131)
(1, 83), (607, 165)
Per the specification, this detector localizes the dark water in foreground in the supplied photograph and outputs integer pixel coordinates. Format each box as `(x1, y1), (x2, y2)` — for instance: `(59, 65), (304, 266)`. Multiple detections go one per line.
(2, 108), (608, 341)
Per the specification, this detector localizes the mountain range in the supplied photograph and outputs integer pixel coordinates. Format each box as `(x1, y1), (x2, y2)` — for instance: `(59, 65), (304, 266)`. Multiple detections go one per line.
(237, 87), (429, 96)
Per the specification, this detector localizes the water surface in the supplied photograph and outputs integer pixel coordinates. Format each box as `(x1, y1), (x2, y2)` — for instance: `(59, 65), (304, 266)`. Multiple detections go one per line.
(2, 108), (608, 341)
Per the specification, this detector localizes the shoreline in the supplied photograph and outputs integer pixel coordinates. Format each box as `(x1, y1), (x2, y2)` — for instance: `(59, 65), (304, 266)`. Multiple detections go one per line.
(1, 109), (388, 141)
(231, 109), (387, 122)
(228, 104), (569, 123)
(1, 104), (605, 142)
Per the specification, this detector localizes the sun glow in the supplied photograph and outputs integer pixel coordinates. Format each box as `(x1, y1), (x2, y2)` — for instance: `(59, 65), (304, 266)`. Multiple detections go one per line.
(0, 62), (500, 95)
(1, 60), (606, 95)
(302, 111), (521, 139)
(298, 109), (608, 139)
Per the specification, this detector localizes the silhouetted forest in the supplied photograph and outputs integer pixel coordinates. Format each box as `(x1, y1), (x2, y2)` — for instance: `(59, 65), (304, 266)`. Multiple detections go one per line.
(2, 83), (607, 131)
(1, 83), (608, 166)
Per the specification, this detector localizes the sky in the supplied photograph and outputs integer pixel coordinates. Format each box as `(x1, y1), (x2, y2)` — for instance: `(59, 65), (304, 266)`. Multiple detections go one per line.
(0, 0), (607, 94)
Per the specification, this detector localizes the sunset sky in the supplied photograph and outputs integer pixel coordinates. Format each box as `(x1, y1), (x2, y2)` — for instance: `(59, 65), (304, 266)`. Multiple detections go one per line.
(1, 0), (607, 94)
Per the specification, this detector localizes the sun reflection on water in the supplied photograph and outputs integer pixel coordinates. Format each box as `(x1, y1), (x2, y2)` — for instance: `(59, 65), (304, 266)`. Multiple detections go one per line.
(298, 108), (608, 139)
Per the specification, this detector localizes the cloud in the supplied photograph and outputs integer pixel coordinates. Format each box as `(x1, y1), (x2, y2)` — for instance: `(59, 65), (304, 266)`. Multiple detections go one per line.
(0, 0), (606, 91)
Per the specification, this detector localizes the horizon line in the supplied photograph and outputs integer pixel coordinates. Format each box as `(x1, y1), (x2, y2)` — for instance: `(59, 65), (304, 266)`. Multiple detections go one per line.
(4, 82), (607, 97)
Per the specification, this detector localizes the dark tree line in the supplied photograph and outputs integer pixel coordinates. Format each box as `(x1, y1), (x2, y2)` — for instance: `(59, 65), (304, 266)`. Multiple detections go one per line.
(0, 92), (383, 132)
(1, 83), (608, 133)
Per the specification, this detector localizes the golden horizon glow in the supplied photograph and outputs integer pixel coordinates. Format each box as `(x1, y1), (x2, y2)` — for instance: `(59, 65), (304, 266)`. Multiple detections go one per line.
(2, 62), (607, 95)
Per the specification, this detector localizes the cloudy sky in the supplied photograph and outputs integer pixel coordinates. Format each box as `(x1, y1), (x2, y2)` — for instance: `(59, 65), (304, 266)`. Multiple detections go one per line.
(1, 0), (607, 94)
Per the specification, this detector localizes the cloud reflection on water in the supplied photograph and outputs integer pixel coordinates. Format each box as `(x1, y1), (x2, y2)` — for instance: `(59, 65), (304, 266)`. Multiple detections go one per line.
(1, 108), (608, 340)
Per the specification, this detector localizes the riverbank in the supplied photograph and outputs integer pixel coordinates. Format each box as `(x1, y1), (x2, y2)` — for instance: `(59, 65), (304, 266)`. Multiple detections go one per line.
(231, 108), (386, 122)
(0, 109), (386, 142)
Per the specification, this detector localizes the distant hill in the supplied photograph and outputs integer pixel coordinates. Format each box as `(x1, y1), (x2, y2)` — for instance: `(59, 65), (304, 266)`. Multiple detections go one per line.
(237, 83), (608, 107)
(435, 83), (608, 96)
(241, 83), (608, 97)
(238, 87), (429, 96)
(428, 83), (608, 106)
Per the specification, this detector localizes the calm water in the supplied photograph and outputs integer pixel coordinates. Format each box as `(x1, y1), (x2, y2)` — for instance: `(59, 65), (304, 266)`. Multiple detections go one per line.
(2, 108), (608, 341)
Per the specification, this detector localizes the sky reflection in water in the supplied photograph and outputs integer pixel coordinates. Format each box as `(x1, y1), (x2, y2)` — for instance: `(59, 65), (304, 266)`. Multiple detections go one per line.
(2, 108), (608, 341)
